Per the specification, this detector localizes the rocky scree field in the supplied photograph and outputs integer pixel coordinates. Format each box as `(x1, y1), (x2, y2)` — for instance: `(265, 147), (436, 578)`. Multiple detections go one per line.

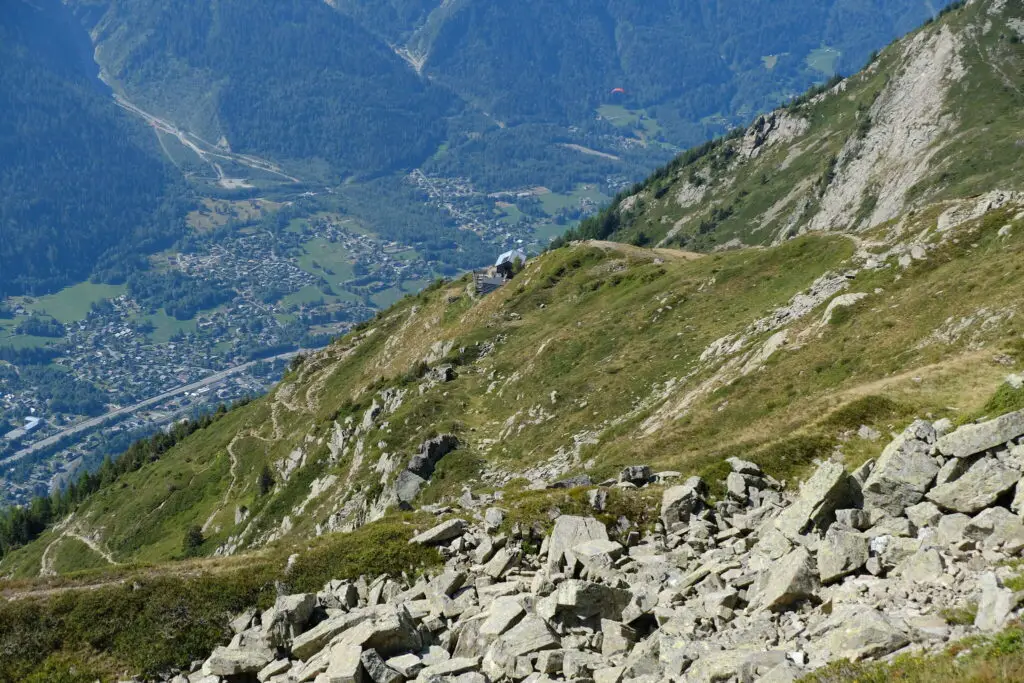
(76, 408), (1024, 682)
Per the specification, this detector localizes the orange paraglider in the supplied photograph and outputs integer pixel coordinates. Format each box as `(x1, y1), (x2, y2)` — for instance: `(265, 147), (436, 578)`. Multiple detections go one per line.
(610, 87), (626, 95)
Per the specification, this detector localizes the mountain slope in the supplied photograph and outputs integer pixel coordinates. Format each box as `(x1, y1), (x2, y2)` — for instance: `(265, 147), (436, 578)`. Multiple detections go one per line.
(0, 0), (185, 296)
(68, 0), (460, 179)
(6, 211), (1024, 574)
(4, 0), (1024, 577)
(355, 0), (953, 140)
(66, 0), (957, 184)
(567, 0), (1024, 250)
(4, 3), (1024, 680)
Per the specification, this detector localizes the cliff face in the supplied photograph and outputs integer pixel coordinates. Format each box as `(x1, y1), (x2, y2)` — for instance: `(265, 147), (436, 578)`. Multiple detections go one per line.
(579, 0), (1023, 251)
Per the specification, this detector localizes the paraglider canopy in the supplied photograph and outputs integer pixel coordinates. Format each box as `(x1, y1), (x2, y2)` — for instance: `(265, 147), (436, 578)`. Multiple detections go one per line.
(610, 87), (626, 95)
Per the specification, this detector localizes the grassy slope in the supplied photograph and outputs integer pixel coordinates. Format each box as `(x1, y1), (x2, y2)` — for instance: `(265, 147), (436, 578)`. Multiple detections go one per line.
(0, 517), (442, 682)
(5, 199), (1024, 576)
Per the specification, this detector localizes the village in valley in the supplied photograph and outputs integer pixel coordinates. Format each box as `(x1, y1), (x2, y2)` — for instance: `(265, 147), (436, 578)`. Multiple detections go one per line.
(0, 210), (426, 505)
(0, 178), (607, 507)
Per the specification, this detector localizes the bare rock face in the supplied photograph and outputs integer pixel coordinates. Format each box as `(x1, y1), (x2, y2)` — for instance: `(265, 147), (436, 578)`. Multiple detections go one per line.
(936, 409), (1024, 459)
(862, 420), (939, 515)
(926, 457), (1020, 513)
(395, 434), (461, 504)
(407, 434), (460, 479)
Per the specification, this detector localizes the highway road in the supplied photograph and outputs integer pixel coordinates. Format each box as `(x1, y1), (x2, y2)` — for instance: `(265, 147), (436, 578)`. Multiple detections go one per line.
(0, 349), (306, 469)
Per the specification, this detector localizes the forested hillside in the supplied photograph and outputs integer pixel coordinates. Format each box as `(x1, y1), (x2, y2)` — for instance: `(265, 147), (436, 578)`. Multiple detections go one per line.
(342, 0), (952, 145)
(68, 0), (460, 180)
(65, 0), (953, 183)
(0, 0), (186, 297)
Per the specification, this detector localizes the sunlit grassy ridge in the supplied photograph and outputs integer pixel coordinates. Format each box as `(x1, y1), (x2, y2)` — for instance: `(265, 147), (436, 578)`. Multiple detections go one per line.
(5, 199), (1023, 579)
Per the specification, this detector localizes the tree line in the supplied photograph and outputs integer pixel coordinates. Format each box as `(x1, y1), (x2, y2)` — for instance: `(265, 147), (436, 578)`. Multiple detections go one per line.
(0, 400), (248, 559)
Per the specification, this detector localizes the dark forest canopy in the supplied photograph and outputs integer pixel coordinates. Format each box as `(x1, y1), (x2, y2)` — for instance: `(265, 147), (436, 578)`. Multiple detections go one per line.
(0, 0), (188, 298)
(68, 0), (459, 180)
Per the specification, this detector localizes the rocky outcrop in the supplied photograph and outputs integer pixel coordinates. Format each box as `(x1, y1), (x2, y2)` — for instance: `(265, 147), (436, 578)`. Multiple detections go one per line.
(180, 407), (1024, 683)
(396, 435), (460, 505)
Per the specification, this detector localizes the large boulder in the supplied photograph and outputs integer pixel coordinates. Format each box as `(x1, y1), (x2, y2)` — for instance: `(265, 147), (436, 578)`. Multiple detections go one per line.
(478, 596), (526, 638)
(601, 620), (638, 657)
(774, 462), (857, 539)
(687, 650), (766, 683)
(410, 518), (467, 545)
(817, 526), (869, 584)
(546, 515), (609, 573)
(428, 570), (467, 598)
(264, 592), (316, 646)
(336, 604), (422, 657)
(975, 572), (1019, 632)
(862, 421), (939, 515)
(481, 617), (560, 680)
(292, 611), (368, 660)
(483, 547), (520, 579)
(202, 644), (275, 677)
(571, 539), (624, 571)
(816, 607), (909, 661)
(935, 513), (972, 547)
(418, 657), (482, 680)
(619, 465), (653, 486)
(542, 580), (633, 621)
(894, 547), (945, 583)
(360, 649), (402, 683)
(965, 506), (1024, 551)
(926, 457), (1020, 514)
(385, 653), (424, 679)
(394, 469), (427, 504)
(324, 643), (365, 683)
(749, 546), (819, 611)
(937, 410), (1024, 458)
(661, 476), (707, 527)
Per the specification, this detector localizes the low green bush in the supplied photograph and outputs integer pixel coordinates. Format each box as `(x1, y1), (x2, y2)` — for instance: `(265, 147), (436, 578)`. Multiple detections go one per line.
(823, 395), (911, 431)
(285, 520), (441, 593)
(0, 567), (278, 681)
